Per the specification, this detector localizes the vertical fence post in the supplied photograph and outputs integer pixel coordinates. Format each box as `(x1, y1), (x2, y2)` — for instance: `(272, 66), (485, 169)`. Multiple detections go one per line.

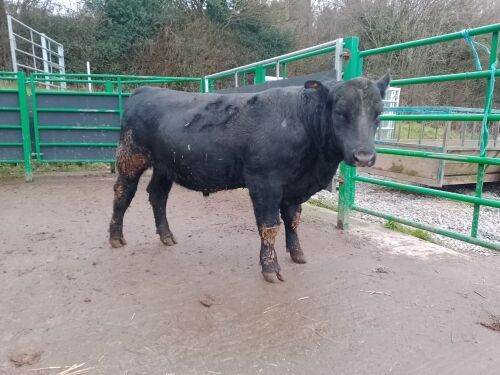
(31, 77), (41, 161)
(254, 66), (266, 84)
(110, 78), (123, 173)
(337, 36), (362, 230)
(17, 72), (33, 181)
(7, 15), (17, 72)
(41, 34), (50, 90)
(471, 31), (498, 238)
(105, 81), (113, 93)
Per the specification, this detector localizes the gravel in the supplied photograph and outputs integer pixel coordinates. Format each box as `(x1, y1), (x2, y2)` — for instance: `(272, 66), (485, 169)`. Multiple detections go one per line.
(311, 174), (500, 256)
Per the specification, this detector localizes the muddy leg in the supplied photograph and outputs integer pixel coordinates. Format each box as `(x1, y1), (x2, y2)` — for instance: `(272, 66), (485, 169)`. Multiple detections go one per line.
(109, 173), (144, 247)
(147, 169), (176, 246)
(109, 130), (149, 248)
(247, 180), (284, 283)
(280, 203), (306, 264)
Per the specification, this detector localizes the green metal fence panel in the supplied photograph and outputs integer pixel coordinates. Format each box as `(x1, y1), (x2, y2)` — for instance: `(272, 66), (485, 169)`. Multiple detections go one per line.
(338, 23), (500, 251)
(29, 74), (203, 164)
(0, 71), (32, 181)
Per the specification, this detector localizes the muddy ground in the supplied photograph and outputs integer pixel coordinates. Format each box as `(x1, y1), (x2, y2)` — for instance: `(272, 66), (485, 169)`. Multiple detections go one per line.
(1, 172), (500, 374)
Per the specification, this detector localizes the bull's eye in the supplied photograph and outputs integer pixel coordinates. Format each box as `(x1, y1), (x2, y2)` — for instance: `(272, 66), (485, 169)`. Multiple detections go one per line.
(334, 110), (347, 120)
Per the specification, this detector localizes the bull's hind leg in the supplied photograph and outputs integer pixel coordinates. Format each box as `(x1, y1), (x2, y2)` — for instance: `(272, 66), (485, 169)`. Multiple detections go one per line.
(109, 130), (149, 248)
(247, 178), (284, 283)
(280, 203), (306, 264)
(147, 168), (176, 246)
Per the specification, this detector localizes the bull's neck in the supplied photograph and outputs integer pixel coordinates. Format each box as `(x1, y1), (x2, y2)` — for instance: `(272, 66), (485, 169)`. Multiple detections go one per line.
(297, 90), (336, 161)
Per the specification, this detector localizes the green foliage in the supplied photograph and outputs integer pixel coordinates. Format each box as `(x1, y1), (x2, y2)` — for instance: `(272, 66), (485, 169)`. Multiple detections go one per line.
(206, 0), (292, 60)
(90, 0), (171, 73)
(234, 19), (291, 59)
(384, 220), (434, 242)
(206, 0), (230, 24)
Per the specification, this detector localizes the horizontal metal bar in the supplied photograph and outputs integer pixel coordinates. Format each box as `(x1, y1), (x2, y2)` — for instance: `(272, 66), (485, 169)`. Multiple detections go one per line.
(31, 72), (195, 80)
(352, 205), (500, 251)
(205, 39), (341, 79)
(36, 108), (120, 113)
(376, 148), (500, 165)
(0, 107), (20, 111)
(380, 114), (500, 121)
(0, 125), (22, 129)
(119, 78), (202, 84)
(0, 142), (22, 146)
(39, 142), (117, 147)
(38, 125), (121, 130)
(391, 69), (500, 86)
(39, 159), (115, 163)
(280, 46), (336, 64)
(360, 23), (500, 57)
(16, 63), (46, 73)
(34, 78), (114, 84)
(34, 90), (120, 96)
(355, 175), (500, 209)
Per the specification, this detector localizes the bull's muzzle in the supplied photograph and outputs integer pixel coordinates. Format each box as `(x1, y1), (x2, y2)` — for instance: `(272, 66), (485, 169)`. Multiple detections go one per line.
(353, 149), (376, 167)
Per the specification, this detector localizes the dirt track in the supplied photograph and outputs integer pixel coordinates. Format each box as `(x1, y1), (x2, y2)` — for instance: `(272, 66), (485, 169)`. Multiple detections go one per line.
(1, 172), (500, 374)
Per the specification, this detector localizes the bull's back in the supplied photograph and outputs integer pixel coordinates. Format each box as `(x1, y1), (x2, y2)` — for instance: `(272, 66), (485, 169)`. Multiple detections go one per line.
(123, 87), (248, 191)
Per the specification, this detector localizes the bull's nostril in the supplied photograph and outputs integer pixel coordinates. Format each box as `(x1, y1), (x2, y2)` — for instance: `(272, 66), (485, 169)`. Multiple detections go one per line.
(353, 151), (375, 166)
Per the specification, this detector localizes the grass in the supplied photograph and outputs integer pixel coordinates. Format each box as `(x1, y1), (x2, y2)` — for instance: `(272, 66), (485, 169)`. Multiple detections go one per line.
(307, 197), (338, 212)
(0, 162), (111, 180)
(384, 220), (435, 242)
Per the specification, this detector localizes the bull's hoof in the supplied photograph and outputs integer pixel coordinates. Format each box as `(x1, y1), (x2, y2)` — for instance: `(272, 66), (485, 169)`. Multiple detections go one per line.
(290, 251), (307, 264)
(160, 234), (177, 246)
(110, 237), (127, 248)
(262, 271), (285, 283)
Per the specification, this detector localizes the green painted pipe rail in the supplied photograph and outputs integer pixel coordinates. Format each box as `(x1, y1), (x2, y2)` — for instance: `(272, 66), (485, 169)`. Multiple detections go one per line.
(354, 175), (500, 209)
(352, 206), (500, 251)
(360, 23), (500, 57)
(376, 148), (500, 166)
(38, 142), (117, 147)
(31, 72), (200, 80)
(391, 69), (500, 86)
(380, 114), (500, 121)
(38, 125), (121, 130)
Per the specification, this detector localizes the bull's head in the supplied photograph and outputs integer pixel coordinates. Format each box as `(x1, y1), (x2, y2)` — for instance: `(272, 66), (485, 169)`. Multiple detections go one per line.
(304, 73), (390, 167)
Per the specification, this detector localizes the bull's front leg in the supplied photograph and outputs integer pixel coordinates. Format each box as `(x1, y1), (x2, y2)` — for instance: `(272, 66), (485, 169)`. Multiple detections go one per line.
(247, 179), (284, 283)
(280, 203), (307, 264)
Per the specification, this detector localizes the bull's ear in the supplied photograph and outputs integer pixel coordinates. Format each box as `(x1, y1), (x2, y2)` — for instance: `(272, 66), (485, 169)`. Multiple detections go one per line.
(304, 80), (328, 100)
(304, 80), (323, 90)
(376, 72), (391, 98)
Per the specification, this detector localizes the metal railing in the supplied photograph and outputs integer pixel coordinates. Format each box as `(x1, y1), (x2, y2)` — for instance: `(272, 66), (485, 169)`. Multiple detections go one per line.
(7, 15), (65, 88)
(204, 38), (344, 91)
(337, 24), (500, 251)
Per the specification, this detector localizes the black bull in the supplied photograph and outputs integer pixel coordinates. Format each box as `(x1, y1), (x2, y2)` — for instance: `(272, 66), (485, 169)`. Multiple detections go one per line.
(109, 74), (390, 283)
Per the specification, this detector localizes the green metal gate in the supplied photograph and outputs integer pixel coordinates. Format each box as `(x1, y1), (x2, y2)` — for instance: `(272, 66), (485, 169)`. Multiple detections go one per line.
(29, 73), (203, 164)
(337, 24), (500, 251)
(0, 71), (32, 181)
